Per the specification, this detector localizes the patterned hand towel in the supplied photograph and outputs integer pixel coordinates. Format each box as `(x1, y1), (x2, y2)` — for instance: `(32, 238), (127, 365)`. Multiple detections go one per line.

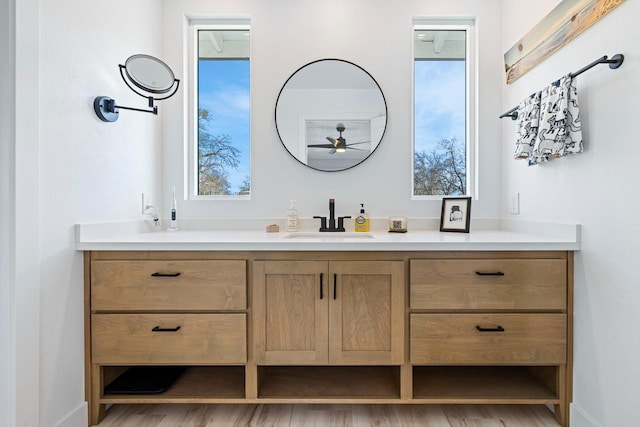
(529, 74), (583, 166)
(513, 91), (541, 160)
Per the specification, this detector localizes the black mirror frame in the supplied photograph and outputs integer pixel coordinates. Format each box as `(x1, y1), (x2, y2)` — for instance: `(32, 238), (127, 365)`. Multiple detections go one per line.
(274, 58), (388, 172)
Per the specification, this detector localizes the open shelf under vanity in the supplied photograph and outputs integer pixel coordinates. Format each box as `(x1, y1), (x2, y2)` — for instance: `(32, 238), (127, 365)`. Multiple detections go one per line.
(100, 366), (246, 404)
(257, 366), (401, 401)
(412, 366), (560, 404)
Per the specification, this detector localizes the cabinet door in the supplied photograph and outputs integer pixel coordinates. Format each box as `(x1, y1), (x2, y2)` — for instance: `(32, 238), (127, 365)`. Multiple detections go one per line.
(253, 261), (329, 365)
(329, 261), (405, 365)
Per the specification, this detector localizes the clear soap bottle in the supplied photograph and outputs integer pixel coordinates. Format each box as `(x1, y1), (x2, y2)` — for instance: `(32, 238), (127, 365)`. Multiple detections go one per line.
(286, 200), (299, 232)
(354, 203), (370, 232)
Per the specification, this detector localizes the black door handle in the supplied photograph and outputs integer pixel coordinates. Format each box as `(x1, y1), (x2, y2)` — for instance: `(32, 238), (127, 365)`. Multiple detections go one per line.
(333, 273), (337, 300)
(475, 271), (505, 276)
(475, 325), (505, 332)
(320, 273), (324, 300)
(151, 272), (181, 277)
(152, 326), (182, 332)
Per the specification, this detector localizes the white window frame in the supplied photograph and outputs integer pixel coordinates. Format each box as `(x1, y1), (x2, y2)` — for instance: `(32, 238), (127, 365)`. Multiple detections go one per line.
(411, 19), (477, 200)
(187, 19), (251, 200)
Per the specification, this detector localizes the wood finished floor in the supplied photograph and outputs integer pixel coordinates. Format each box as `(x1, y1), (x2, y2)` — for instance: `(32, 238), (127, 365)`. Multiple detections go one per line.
(96, 404), (561, 426)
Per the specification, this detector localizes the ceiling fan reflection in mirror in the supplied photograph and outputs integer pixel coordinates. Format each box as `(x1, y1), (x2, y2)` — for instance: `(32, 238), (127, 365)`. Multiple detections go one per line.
(307, 123), (371, 155)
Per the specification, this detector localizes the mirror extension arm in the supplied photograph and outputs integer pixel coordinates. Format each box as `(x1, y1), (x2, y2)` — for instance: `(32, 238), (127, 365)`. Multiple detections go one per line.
(93, 96), (158, 122)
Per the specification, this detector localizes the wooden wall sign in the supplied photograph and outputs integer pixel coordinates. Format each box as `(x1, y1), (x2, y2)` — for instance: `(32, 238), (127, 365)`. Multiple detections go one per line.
(504, 0), (625, 84)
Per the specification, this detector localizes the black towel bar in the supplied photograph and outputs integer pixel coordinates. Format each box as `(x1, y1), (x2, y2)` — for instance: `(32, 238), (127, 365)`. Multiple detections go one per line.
(499, 54), (624, 120)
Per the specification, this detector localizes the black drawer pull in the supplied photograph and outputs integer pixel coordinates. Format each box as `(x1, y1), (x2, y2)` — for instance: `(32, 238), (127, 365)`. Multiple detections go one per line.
(151, 272), (181, 277)
(333, 273), (337, 300)
(475, 271), (505, 276)
(320, 273), (324, 300)
(476, 325), (505, 332)
(152, 326), (181, 332)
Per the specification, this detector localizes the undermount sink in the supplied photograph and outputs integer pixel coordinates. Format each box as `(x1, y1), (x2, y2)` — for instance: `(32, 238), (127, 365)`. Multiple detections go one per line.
(284, 232), (375, 239)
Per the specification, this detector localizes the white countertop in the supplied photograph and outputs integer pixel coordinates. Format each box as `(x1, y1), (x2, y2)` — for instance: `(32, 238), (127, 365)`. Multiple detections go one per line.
(75, 219), (580, 251)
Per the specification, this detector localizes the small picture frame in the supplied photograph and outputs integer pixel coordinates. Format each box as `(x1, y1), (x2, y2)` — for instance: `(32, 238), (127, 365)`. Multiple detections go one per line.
(440, 197), (471, 233)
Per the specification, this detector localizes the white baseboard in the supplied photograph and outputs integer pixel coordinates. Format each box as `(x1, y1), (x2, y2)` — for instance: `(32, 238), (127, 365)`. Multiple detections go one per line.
(571, 403), (602, 427)
(54, 402), (87, 427)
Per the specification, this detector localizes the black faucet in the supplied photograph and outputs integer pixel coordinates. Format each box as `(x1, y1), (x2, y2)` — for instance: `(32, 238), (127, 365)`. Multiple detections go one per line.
(314, 198), (351, 232)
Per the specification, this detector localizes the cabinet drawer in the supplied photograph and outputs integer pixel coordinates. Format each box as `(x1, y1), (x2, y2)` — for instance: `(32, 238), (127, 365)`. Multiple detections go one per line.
(410, 259), (566, 310)
(410, 313), (566, 365)
(92, 313), (246, 364)
(91, 260), (246, 310)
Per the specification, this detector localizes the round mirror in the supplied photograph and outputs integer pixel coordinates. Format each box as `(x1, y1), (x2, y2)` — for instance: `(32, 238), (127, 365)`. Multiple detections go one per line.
(275, 59), (387, 172)
(124, 54), (176, 94)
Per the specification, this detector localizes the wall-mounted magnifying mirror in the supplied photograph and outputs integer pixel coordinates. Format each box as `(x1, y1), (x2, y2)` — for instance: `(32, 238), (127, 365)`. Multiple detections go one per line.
(125, 54), (176, 94)
(275, 59), (387, 172)
(94, 54), (180, 122)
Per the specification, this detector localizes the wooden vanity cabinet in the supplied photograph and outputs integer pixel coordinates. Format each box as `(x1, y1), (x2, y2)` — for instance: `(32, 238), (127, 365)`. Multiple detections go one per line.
(85, 250), (573, 426)
(85, 252), (249, 426)
(409, 253), (572, 426)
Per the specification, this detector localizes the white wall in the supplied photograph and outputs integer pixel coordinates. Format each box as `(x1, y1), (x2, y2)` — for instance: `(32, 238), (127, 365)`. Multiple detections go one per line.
(501, 1), (640, 426)
(11, 0), (41, 425)
(161, 0), (504, 222)
(1, 0), (15, 424)
(23, 0), (618, 425)
(28, 0), (163, 425)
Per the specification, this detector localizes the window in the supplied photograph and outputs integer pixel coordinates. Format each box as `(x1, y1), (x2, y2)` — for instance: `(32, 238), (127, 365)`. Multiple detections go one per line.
(413, 23), (474, 197)
(191, 25), (250, 197)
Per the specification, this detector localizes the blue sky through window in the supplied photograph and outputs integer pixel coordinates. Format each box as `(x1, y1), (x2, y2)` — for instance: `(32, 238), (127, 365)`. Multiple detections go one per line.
(198, 59), (250, 194)
(414, 60), (466, 154)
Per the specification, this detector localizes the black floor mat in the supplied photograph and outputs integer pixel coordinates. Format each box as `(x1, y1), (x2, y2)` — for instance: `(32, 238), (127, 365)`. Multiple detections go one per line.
(104, 366), (186, 394)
